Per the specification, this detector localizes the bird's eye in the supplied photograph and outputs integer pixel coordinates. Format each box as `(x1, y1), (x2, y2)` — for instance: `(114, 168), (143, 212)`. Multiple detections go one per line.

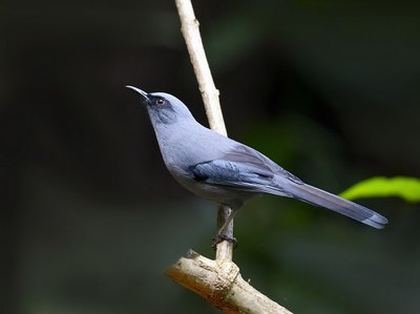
(156, 98), (165, 105)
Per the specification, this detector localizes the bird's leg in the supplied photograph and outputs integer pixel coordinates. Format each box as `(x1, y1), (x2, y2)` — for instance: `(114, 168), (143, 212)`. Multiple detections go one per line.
(217, 209), (236, 236)
(212, 205), (237, 248)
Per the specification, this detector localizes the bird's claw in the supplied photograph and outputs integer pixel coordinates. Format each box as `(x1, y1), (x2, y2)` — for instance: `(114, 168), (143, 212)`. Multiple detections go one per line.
(212, 234), (238, 249)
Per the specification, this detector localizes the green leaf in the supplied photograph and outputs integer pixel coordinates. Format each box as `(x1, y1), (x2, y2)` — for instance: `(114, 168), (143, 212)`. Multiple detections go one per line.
(340, 176), (420, 203)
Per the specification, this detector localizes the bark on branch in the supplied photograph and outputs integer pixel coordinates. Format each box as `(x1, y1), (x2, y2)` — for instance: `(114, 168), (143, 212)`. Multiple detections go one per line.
(174, 0), (233, 262)
(174, 0), (227, 136)
(166, 251), (292, 314)
(166, 0), (293, 313)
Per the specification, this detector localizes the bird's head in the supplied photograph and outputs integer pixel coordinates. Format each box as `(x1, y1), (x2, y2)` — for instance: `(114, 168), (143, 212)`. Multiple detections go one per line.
(126, 85), (194, 125)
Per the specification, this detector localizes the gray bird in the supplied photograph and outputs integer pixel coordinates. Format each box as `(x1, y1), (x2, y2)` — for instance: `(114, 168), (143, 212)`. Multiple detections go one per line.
(127, 86), (388, 241)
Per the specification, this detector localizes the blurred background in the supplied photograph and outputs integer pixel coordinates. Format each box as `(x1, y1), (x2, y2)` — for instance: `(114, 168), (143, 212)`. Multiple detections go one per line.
(2, 0), (420, 313)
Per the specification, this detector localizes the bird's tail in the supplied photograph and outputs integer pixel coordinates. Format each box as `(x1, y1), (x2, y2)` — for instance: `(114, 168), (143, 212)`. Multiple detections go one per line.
(273, 181), (388, 229)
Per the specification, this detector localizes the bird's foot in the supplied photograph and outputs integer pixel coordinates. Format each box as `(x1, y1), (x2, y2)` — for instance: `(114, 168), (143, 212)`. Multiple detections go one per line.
(212, 234), (237, 249)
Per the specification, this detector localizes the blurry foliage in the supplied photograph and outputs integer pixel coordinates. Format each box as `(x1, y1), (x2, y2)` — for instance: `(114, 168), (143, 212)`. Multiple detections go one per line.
(341, 176), (420, 203)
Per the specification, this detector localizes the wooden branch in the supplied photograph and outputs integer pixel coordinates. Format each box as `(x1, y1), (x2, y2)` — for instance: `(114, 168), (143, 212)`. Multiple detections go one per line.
(165, 250), (292, 314)
(174, 0), (226, 136)
(174, 0), (233, 261)
(167, 0), (294, 313)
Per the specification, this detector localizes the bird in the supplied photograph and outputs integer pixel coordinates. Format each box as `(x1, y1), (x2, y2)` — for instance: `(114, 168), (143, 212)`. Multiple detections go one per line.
(126, 85), (388, 242)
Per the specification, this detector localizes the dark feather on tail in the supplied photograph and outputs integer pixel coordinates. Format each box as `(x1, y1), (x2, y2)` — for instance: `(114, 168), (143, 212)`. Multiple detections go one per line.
(277, 182), (388, 229)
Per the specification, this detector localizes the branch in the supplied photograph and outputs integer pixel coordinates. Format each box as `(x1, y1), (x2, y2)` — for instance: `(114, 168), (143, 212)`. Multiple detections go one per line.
(174, 0), (227, 136)
(166, 0), (294, 313)
(166, 250), (292, 314)
(174, 0), (233, 261)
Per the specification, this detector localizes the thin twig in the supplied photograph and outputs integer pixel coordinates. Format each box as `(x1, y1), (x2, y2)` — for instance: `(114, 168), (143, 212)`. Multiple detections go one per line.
(174, 0), (233, 261)
(174, 0), (226, 135)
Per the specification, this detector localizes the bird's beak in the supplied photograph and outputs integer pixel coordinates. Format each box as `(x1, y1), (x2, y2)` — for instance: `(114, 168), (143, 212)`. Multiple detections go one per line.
(126, 85), (150, 103)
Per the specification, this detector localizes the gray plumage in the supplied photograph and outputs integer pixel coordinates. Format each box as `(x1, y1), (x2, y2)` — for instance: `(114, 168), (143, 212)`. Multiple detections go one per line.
(127, 86), (388, 229)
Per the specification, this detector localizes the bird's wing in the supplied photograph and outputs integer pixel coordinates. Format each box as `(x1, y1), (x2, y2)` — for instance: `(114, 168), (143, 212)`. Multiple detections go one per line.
(191, 158), (273, 190)
(191, 143), (388, 229)
(190, 144), (302, 194)
(222, 144), (304, 184)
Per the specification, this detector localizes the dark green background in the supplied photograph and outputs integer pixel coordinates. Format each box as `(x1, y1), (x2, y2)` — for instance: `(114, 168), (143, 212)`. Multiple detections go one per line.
(1, 0), (420, 313)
